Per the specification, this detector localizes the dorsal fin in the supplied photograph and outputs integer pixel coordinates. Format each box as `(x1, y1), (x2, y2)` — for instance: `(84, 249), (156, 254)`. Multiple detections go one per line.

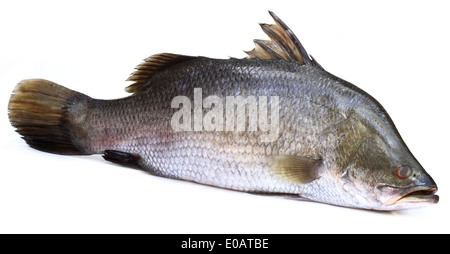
(126, 12), (321, 94)
(245, 11), (323, 68)
(126, 53), (196, 94)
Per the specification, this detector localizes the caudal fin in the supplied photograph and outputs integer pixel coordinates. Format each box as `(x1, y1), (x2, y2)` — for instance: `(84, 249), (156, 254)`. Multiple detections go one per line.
(8, 79), (91, 155)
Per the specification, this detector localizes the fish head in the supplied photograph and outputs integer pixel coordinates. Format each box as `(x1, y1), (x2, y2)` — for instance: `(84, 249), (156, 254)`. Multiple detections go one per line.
(329, 116), (438, 210)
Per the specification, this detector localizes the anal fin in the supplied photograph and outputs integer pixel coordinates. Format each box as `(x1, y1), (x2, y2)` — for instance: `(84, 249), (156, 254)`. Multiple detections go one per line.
(103, 150), (142, 169)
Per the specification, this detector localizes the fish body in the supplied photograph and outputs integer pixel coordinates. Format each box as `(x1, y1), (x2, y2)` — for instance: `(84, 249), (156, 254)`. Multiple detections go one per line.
(8, 12), (438, 210)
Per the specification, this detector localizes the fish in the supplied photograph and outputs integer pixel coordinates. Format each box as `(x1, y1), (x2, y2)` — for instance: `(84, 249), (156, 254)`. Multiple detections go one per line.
(8, 11), (438, 210)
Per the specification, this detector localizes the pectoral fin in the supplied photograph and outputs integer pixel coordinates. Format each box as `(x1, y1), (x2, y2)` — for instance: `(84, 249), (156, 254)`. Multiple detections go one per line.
(270, 155), (322, 184)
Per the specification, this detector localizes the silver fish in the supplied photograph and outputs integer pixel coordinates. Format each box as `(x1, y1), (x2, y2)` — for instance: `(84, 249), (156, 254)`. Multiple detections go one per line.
(8, 11), (438, 210)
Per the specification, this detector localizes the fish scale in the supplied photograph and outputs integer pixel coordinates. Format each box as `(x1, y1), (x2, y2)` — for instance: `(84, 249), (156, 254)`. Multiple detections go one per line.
(93, 60), (334, 194)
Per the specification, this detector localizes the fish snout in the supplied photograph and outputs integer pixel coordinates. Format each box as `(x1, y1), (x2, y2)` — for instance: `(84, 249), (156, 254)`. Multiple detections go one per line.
(376, 170), (439, 210)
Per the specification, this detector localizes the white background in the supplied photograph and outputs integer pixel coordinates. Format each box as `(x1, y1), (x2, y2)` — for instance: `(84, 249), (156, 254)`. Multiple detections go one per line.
(1, 0), (449, 233)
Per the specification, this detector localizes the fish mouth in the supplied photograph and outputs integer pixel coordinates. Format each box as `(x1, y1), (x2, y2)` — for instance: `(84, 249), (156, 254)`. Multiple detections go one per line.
(395, 186), (439, 205)
(378, 185), (439, 208)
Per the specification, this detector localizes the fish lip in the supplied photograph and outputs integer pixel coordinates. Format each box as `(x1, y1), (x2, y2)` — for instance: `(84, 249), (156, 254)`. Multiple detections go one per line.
(395, 186), (439, 205)
(378, 184), (439, 206)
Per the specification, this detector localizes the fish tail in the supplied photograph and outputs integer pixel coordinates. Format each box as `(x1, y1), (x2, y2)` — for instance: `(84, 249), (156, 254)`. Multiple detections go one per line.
(8, 79), (92, 155)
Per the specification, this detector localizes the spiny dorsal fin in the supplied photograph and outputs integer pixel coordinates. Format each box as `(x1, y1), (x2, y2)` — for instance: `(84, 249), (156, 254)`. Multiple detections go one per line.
(126, 53), (196, 94)
(245, 11), (323, 68)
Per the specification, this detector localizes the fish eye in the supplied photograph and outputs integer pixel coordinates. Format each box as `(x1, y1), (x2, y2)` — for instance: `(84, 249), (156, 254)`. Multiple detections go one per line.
(396, 166), (412, 179)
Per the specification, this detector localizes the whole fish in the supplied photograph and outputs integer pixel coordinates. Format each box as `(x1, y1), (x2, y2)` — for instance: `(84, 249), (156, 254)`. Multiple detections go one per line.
(8, 11), (438, 210)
